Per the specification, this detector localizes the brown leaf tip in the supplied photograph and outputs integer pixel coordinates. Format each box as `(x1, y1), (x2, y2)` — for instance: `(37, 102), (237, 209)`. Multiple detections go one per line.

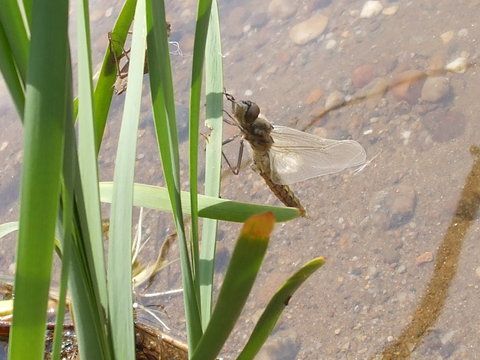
(241, 212), (275, 239)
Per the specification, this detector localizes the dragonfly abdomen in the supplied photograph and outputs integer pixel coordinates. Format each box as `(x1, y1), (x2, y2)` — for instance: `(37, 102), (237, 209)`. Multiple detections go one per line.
(257, 169), (306, 217)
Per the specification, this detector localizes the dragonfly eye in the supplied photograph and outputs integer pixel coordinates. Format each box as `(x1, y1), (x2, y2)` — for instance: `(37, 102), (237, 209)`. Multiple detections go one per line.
(243, 101), (260, 123)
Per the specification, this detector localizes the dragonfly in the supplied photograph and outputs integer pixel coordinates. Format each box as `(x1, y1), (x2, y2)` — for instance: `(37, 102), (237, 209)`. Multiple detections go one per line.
(224, 93), (367, 216)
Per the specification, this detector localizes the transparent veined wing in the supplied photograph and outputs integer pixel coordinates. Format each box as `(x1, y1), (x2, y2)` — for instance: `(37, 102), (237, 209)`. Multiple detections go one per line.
(269, 125), (367, 185)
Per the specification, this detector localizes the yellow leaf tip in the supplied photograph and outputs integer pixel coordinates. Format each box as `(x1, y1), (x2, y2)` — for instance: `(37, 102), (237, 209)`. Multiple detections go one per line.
(241, 212), (275, 239)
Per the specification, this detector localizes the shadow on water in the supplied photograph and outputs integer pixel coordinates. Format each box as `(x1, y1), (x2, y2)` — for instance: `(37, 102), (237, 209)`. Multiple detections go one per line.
(380, 145), (480, 359)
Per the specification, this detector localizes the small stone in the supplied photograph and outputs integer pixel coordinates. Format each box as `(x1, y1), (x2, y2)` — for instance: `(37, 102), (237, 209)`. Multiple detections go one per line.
(391, 70), (425, 105)
(396, 264), (407, 274)
(352, 64), (375, 89)
(389, 184), (417, 228)
(360, 1), (383, 18)
(0, 141), (8, 151)
(416, 252), (434, 265)
(334, 328), (341, 335)
(305, 88), (323, 104)
(105, 7), (113, 17)
(268, 0), (297, 19)
(256, 330), (300, 360)
(458, 28), (469, 37)
(445, 57), (468, 73)
(325, 90), (345, 109)
(440, 31), (454, 44)
(423, 110), (466, 143)
(382, 5), (398, 16)
(475, 267), (480, 278)
(421, 77), (450, 103)
(136, 153), (145, 160)
(244, 89), (253, 97)
(289, 14), (329, 45)
(325, 39), (337, 50)
(361, 77), (389, 108)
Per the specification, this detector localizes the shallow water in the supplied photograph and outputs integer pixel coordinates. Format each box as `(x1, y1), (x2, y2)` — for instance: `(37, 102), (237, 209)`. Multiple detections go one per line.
(1, 0), (480, 358)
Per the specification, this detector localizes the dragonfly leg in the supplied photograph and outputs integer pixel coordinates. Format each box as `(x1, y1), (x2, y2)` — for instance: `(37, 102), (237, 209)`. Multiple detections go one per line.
(222, 110), (237, 126)
(222, 137), (244, 175)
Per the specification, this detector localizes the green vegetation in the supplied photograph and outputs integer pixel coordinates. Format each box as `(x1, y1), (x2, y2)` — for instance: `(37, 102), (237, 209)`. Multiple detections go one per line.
(0, 0), (324, 359)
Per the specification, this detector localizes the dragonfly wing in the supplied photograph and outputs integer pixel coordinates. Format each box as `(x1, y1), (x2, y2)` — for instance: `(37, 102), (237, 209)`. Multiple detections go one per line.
(269, 125), (367, 185)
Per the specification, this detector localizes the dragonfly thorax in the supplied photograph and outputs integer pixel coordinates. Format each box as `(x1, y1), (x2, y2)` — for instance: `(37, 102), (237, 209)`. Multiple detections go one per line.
(233, 100), (273, 149)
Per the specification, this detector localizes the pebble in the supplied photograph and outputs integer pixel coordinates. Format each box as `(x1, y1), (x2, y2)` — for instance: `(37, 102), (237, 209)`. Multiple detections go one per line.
(244, 89), (253, 97)
(324, 90), (345, 109)
(360, 1), (383, 18)
(256, 330), (300, 360)
(476, 267), (480, 278)
(416, 252), (434, 265)
(396, 264), (407, 274)
(0, 141), (8, 151)
(289, 14), (329, 45)
(361, 77), (389, 108)
(105, 7), (113, 17)
(382, 5), (399, 16)
(268, 0), (297, 19)
(388, 184), (417, 228)
(423, 110), (466, 143)
(458, 28), (469, 37)
(445, 57), (468, 73)
(391, 70), (425, 104)
(305, 88), (324, 104)
(420, 77), (450, 103)
(440, 31), (454, 44)
(325, 39), (337, 50)
(352, 64), (375, 89)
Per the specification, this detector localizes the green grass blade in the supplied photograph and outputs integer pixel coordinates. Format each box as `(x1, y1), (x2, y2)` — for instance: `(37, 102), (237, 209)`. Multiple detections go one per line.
(8, 0), (69, 357)
(237, 257), (326, 360)
(76, 0), (108, 314)
(0, 0), (29, 83)
(0, 22), (25, 116)
(99, 182), (301, 222)
(51, 96), (76, 360)
(92, 0), (137, 154)
(191, 213), (275, 360)
(65, 58), (112, 356)
(107, 0), (147, 358)
(146, 0), (202, 350)
(189, 0), (213, 289)
(199, 0), (223, 327)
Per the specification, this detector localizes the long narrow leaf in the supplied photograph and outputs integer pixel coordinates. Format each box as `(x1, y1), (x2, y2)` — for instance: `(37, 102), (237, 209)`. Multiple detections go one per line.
(51, 81), (76, 360)
(77, 0), (108, 315)
(191, 213), (274, 360)
(107, 0), (147, 358)
(92, 0), (137, 154)
(146, 0), (202, 350)
(0, 0), (29, 82)
(189, 0), (213, 293)
(0, 22), (25, 116)
(8, 0), (69, 357)
(199, 0), (223, 327)
(237, 257), (325, 360)
(99, 182), (301, 222)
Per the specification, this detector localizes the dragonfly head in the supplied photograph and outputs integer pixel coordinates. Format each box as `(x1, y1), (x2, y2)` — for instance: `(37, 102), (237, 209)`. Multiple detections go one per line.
(241, 101), (260, 123)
